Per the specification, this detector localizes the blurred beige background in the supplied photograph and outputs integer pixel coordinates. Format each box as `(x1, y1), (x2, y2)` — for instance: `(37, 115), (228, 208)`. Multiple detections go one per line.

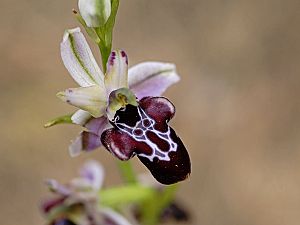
(1, 0), (300, 224)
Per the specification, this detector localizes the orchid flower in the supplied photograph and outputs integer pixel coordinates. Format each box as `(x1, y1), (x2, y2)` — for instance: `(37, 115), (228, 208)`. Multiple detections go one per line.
(42, 161), (132, 225)
(54, 27), (190, 184)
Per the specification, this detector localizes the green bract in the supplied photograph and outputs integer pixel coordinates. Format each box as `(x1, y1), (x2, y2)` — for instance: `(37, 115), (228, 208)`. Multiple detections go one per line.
(78, 0), (111, 27)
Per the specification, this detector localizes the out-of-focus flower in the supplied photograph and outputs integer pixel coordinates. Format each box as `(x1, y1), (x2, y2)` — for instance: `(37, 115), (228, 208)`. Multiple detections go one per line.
(78, 0), (111, 27)
(41, 160), (132, 225)
(53, 27), (190, 184)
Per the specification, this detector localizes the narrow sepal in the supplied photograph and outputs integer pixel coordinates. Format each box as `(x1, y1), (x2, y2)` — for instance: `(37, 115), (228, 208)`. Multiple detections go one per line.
(61, 28), (105, 87)
(57, 86), (107, 118)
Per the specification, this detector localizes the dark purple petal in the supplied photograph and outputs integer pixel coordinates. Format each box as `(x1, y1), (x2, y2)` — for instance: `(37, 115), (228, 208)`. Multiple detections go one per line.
(111, 104), (140, 127)
(145, 130), (170, 152)
(140, 97), (174, 121)
(101, 97), (191, 184)
(139, 97), (175, 132)
(101, 129), (138, 160)
(138, 127), (191, 185)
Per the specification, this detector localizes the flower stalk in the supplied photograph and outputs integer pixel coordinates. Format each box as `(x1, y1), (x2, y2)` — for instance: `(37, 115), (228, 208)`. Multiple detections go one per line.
(117, 161), (138, 184)
(99, 184), (156, 208)
(95, 0), (119, 72)
(74, 0), (119, 72)
(140, 184), (179, 225)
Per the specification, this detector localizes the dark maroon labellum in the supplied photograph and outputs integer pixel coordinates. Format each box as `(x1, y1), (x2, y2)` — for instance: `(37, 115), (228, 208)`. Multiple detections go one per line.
(101, 97), (191, 184)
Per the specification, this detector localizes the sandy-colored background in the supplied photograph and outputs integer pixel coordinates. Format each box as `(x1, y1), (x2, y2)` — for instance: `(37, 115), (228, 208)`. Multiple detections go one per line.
(1, 0), (300, 224)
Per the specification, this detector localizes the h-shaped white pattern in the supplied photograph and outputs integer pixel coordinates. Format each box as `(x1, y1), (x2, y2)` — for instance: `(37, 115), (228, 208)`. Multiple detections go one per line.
(113, 107), (177, 162)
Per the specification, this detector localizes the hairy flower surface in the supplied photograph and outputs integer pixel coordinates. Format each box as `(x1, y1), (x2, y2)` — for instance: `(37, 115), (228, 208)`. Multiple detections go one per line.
(42, 161), (132, 225)
(102, 97), (190, 184)
(54, 27), (190, 184)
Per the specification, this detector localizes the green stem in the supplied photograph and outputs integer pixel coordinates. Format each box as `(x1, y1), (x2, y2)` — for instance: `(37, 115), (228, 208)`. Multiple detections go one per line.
(100, 184), (155, 208)
(98, 42), (111, 73)
(96, 0), (119, 72)
(117, 161), (137, 184)
(95, 26), (111, 73)
(141, 184), (179, 225)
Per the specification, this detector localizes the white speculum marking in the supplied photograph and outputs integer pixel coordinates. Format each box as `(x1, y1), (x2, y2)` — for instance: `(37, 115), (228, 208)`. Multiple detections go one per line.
(113, 107), (177, 162)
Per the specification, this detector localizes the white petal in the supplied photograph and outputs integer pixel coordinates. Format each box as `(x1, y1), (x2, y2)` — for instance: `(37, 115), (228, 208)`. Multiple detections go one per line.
(57, 85), (107, 118)
(105, 50), (128, 93)
(61, 27), (105, 87)
(71, 109), (92, 125)
(128, 62), (180, 99)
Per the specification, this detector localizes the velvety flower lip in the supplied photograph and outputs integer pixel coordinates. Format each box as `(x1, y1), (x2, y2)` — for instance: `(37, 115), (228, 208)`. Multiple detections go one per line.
(55, 27), (180, 157)
(101, 97), (191, 185)
(42, 161), (132, 225)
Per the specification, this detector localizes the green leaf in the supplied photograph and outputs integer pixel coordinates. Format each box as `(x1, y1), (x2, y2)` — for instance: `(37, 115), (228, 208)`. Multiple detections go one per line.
(44, 114), (73, 128)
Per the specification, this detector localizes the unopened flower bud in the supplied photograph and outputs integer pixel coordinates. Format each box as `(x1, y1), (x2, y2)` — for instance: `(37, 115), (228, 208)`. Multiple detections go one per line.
(78, 0), (111, 27)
